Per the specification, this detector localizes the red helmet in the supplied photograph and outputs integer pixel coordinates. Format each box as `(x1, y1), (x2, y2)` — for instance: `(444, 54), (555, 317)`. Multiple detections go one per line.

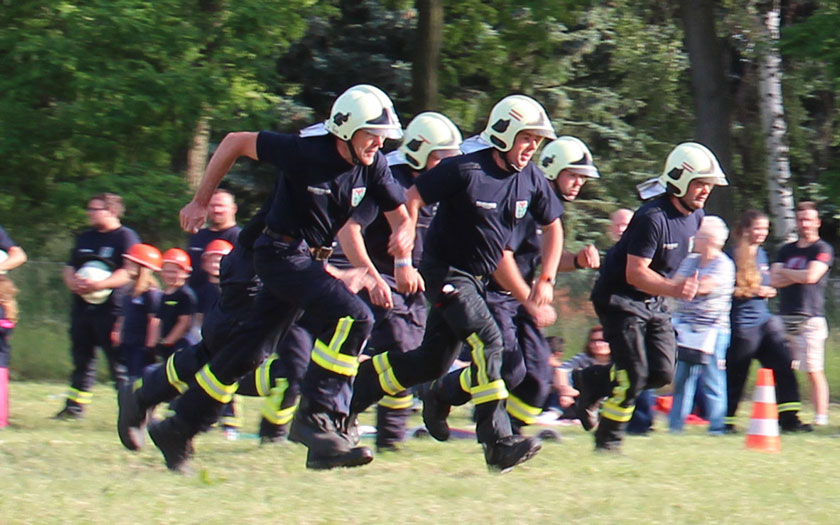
(203, 239), (234, 258)
(162, 248), (192, 272)
(123, 244), (163, 271)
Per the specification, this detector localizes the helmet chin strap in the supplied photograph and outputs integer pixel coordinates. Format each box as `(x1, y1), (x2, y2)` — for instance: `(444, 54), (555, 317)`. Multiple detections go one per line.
(345, 139), (361, 165)
(496, 149), (522, 173)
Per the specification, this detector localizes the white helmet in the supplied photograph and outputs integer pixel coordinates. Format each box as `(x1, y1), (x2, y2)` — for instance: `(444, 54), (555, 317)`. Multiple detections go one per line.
(480, 95), (556, 152)
(325, 84), (403, 141)
(539, 136), (600, 180)
(659, 142), (728, 197)
(398, 112), (463, 171)
(75, 260), (114, 304)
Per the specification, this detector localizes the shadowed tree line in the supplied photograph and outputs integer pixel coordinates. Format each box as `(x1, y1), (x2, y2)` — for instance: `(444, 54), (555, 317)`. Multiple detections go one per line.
(1, 0), (838, 258)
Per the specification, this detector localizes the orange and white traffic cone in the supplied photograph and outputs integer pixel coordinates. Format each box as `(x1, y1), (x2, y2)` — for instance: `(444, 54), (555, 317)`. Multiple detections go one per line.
(745, 368), (780, 453)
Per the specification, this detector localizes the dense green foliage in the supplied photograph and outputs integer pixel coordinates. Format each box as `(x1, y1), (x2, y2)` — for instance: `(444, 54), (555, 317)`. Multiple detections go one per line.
(1, 0), (839, 255)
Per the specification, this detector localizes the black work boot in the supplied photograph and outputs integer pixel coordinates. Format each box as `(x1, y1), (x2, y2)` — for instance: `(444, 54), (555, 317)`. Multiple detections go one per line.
(305, 446), (374, 470)
(258, 417), (288, 445)
(117, 383), (147, 451)
(571, 369), (600, 431)
(53, 399), (84, 420)
(483, 435), (542, 473)
(341, 412), (361, 447)
(290, 397), (373, 470)
(594, 418), (623, 454)
(779, 412), (814, 433)
(420, 383), (451, 442)
(148, 417), (195, 475)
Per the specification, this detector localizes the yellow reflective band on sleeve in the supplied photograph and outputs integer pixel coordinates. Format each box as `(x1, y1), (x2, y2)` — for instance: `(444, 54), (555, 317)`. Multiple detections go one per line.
(68, 388), (93, 404)
(165, 354), (190, 394)
(471, 379), (508, 405)
(601, 368), (632, 422)
(255, 354), (278, 397)
(195, 364), (238, 404)
(378, 393), (413, 410)
(458, 367), (471, 394)
(466, 333), (489, 385)
(777, 402), (801, 414)
(373, 352), (406, 395)
(131, 377), (143, 392)
(506, 394), (542, 425)
(311, 317), (360, 377)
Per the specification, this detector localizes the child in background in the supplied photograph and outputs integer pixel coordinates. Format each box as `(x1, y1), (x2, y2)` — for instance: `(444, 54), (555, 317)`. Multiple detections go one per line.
(190, 239), (233, 341)
(155, 249), (197, 361)
(0, 275), (19, 428)
(114, 244), (163, 379)
(196, 239), (241, 440)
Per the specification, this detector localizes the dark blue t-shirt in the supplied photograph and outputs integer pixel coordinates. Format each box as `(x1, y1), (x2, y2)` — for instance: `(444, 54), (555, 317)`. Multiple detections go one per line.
(194, 281), (220, 316)
(352, 163), (437, 276)
(729, 246), (772, 328)
(776, 239), (834, 317)
(414, 149), (563, 276)
(0, 226), (17, 252)
(255, 132), (405, 249)
(120, 289), (162, 347)
(156, 285), (197, 344)
(488, 213), (547, 293)
(187, 225), (241, 290)
(68, 226), (141, 312)
(591, 195), (703, 304)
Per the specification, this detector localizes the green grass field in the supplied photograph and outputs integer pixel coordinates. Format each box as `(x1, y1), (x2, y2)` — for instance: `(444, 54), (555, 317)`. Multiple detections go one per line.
(3, 381), (840, 524)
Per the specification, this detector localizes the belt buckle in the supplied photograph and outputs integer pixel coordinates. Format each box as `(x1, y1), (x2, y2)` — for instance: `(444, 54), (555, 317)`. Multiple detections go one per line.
(311, 246), (333, 262)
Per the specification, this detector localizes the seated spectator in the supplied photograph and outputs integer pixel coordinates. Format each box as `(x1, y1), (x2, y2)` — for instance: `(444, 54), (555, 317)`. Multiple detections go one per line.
(552, 326), (611, 420)
(668, 216), (734, 435)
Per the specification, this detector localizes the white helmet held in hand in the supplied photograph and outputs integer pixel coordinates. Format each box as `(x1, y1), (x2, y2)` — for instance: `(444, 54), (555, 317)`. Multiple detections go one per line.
(480, 95), (556, 152)
(398, 112), (463, 171)
(75, 260), (114, 304)
(659, 142), (728, 198)
(325, 84), (403, 141)
(539, 136), (600, 180)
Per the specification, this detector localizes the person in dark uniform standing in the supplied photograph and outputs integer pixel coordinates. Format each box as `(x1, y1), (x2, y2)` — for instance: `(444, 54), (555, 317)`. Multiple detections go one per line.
(420, 136), (601, 437)
(187, 189), (241, 293)
(350, 95), (564, 472)
(574, 142), (727, 451)
(115, 243), (163, 379)
(55, 193), (140, 419)
(147, 85), (418, 472)
(336, 111), (462, 451)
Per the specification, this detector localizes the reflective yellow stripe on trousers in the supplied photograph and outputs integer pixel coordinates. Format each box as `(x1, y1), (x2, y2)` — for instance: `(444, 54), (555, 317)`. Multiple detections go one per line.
(195, 364), (237, 404)
(166, 354), (190, 394)
(311, 316), (360, 377)
(373, 352), (405, 395)
(506, 394), (542, 425)
(601, 367), (633, 422)
(379, 393), (413, 410)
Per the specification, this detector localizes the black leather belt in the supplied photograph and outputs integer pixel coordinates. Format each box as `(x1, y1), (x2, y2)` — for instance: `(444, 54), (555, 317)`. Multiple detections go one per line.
(262, 227), (333, 261)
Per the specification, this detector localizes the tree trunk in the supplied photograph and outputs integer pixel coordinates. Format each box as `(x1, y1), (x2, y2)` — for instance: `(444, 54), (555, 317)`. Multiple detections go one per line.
(412, 0), (442, 113)
(680, 0), (733, 223)
(186, 114), (211, 190)
(757, 1), (797, 244)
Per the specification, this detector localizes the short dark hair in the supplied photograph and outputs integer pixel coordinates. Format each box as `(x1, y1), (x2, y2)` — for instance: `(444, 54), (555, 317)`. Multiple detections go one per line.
(796, 201), (818, 213)
(89, 193), (125, 218)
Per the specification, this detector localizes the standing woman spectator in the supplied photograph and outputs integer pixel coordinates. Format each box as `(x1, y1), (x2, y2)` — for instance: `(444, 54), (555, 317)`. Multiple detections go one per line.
(668, 216), (734, 434)
(725, 210), (811, 432)
(55, 193), (140, 419)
